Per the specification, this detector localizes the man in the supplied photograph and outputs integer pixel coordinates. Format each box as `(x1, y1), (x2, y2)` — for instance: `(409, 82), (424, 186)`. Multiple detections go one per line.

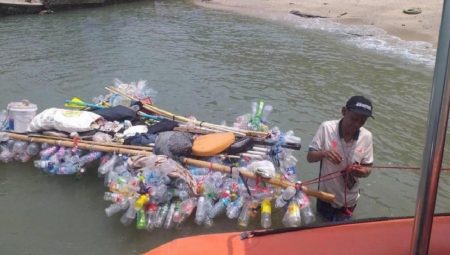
(307, 96), (374, 221)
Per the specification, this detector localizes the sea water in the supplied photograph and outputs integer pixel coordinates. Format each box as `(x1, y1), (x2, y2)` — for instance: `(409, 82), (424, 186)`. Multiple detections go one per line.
(0, 0), (448, 254)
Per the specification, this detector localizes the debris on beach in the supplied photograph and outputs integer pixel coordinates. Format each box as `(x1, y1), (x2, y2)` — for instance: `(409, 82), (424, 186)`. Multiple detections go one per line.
(290, 10), (328, 19)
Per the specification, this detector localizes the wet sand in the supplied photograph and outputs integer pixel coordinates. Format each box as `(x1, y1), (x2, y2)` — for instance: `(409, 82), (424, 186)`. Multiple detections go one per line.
(192, 0), (443, 48)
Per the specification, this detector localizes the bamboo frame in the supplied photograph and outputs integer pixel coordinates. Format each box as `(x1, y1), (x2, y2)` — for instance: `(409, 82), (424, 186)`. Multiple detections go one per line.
(3, 132), (333, 202)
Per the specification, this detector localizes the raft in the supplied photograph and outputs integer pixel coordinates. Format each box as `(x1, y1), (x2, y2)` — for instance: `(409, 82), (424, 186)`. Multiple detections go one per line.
(144, 214), (450, 255)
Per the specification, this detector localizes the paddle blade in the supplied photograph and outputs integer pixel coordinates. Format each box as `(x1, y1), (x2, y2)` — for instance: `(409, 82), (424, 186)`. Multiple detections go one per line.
(64, 97), (87, 109)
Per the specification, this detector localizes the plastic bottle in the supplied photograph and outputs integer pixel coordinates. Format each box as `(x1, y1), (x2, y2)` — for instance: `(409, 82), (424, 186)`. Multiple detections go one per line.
(150, 184), (168, 203)
(195, 196), (208, 225)
(283, 130), (302, 144)
(104, 192), (125, 203)
(136, 208), (147, 230)
(203, 198), (214, 228)
(0, 145), (14, 163)
(79, 151), (103, 166)
(146, 204), (158, 231)
(298, 192), (315, 225)
(163, 202), (176, 230)
(209, 196), (230, 219)
(57, 163), (79, 175)
(105, 200), (129, 217)
(275, 186), (297, 208)
(175, 198), (197, 228)
(238, 199), (252, 228)
(226, 196), (244, 219)
(98, 154), (118, 175)
(261, 198), (272, 229)
(120, 198), (137, 226)
(261, 104), (273, 124)
(134, 194), (150, 210)
(33, 160), (53, 169)
(282, 200), (302, 227)
(154, 203), (169, 228)
(189, 167), (210, 176)
(39, 146), (59, 160)
(26, 143), (40, 157)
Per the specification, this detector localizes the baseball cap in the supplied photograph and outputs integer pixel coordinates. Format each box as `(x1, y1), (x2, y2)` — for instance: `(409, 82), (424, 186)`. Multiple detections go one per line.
(345, 96), (374, 118)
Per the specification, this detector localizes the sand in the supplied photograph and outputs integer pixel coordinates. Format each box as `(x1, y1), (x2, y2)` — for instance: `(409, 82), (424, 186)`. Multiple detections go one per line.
(192, 0), (443, 48)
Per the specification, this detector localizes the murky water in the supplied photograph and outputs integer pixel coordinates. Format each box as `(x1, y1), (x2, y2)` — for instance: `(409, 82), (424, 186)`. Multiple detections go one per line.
(0, 0), (447, 254)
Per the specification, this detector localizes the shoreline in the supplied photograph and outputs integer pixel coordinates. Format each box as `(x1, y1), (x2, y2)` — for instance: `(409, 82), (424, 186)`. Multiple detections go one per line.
(191, 0), (443, 49)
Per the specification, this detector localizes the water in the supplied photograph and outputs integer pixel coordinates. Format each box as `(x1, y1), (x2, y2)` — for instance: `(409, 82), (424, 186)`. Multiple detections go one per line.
(0, 0), (449, 254)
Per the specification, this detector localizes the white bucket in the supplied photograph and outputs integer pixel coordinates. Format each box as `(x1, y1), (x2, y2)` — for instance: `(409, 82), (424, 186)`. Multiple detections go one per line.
(7, 100), (38, 133)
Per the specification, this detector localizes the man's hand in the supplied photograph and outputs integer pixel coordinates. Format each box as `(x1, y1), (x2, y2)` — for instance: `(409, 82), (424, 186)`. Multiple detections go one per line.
(348, 163), (371, 178)
(323, 150), (343, 165)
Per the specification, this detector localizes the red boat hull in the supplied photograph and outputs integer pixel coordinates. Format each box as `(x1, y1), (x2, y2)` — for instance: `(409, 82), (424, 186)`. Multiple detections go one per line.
(144, 215), (450, 255)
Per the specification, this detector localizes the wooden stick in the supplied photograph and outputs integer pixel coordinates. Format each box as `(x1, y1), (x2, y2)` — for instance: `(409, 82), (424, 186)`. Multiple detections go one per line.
(5, 133), (152, 156)
(27, 134), (153, 152)
(182, 157), (335, 203)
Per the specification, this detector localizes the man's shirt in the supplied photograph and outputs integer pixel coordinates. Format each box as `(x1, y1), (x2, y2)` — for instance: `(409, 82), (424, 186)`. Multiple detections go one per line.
(309, 119), (373, 208)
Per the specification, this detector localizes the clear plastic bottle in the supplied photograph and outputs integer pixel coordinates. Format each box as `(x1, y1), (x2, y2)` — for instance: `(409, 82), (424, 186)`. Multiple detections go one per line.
(33, 159), (52, 169)
(175, 198), (197, 228)
(189, 167), (210, 176)
(154, 203), (169, 228)
(238, 200), (252, 228)
(57, 163), (79, 175)
(298, 192), (315, 225)
(146, 205), (158, 231)
(163, 202), (176, 230)
(261, 104), (273, 124)
(105, 200), (129, 217)
(104, 192), (125, 203)
(282, 200), (302, 227)
(26, 143), (40, 157)
(226, 196), (244, 219)
(275, 186), (296, 208)
(98, 154), (118, 175)
(12, 141), (28, 155)
(120, 198), (137, 226)
(195, 196), (208, 225)
(0, 145), (14, 163)
(39, 146), (59, 160)
(79, 151), (103, 166)
(209, 196), (230, 219)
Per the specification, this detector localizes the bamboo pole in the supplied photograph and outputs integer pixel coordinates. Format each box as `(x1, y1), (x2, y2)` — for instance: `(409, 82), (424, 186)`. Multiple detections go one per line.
(5, 133), (152, 156)
(27, 134), (153, 152)
(182, 157), (335, 203)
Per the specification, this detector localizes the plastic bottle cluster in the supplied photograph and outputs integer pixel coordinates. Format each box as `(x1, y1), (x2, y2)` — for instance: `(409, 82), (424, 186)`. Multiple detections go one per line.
(0, 89), (315, 231)
(0, 137), (315, 231)
(100, 157), (316, 230)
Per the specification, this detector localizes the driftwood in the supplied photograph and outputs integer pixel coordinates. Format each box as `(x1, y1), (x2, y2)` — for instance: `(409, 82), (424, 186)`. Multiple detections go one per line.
(290, 10), (328, 19)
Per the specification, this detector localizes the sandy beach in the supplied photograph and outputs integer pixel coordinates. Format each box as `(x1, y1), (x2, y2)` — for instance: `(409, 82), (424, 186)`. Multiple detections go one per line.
(192, 0), (443, 48)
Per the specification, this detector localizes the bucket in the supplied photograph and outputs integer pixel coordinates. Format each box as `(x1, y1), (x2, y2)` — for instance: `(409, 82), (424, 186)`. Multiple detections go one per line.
(7, 100), (38, 133)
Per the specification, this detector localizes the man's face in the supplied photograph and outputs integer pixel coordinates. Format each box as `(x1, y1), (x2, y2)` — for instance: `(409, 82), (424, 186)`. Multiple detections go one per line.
(342, 107), (368, 134)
